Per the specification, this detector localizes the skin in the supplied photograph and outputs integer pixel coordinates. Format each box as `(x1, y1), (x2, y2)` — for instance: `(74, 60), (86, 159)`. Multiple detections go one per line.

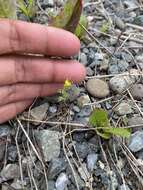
(0, 19), (86, 123)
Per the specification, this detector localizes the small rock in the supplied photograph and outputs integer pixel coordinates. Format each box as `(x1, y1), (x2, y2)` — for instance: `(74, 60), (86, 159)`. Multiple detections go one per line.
(55, 173), (68, 190)
(48, 158), (67, 179)
(0, 125), (11, 137)
(72, 132), (85, 142)
(1, 164), (20, 180)
(48, 180), (56, 190)
(128, 131), (143, 152)
(130, 84), (143, 100)
(75, 142), (97, 160)
(108, 64), (119, 74)
(115, 16), (125, 30)
(72, 105), (80, 113)
(118, 60), (129, 72)
(67, 85), (80, 102)
(94, 53), (104, 60)
(75, 142), (90, 160)
(76, 106), (92, 117)
(118, 184), (131, 190)
(77, 95), (90, 107)
(87, 79), (110, 98)
(35, 130), (60, 161)
(114, 102), (133, 116)
(80, 52), (88, 66)
(133, 15), (143, 26)
(49, 105), (57, 113)
(87, 153), (98, 172)
(86, 67), (94, 76)
(74, 116), (89, 125)
(30, 103), (49, 122)
(7, 145), (17, 162)
(128, 116), (143, 131)
(124, 0), (138, 9)
(109, 69), (139, 94)
(11, 179), (26, 189)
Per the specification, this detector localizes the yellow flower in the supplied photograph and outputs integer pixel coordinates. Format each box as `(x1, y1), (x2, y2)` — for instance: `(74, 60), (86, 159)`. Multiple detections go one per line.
(64, 79), (72, 89)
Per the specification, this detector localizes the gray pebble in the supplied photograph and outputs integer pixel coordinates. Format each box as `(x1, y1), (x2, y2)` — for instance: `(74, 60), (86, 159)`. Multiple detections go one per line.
(109, 69), (139, 94)
(30, 103), (49, 123)
(133, 15), (143, 26)
(1, 164), (20, 180)
(55, 173), (68, 190)
(114, 102), (133, 116)
(87, 79), (110, 98)
(48, 158), (67, 179)
(130, 84), (143, 100)
(108, 64), (119, 74)
(67, 85), (80, 102)
(49, 105), (57, 113)
(128, 116), (143, 131)
(118, 184), (131, 190)
(87, 153), (98, 172)
(80, 52), (88, 66)
(35, 130), (60, 161)
(86, 67), (94, 76)
(72, 105), (80, 113)
(0, 125), (11, 137)
(77, 95), (90, 107)
(128, 131), (143, 152)
(115, 16), (125, 30)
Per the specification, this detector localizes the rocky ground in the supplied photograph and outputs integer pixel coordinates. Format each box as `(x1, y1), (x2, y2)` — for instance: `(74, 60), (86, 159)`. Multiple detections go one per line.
(1, 0), (143, 189)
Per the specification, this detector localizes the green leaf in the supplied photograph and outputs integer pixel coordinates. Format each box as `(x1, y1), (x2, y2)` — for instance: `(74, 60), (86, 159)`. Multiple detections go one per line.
(89, 108), (110, 128)
(17, 0), (36, 20)
(89, 108), (131, 139)
(100, 22), (110, 33)
(0, 0), (17, 19)
(75, 14), (88, 39)
(49, 0), (82, 33)
(104, 128), (131, 138)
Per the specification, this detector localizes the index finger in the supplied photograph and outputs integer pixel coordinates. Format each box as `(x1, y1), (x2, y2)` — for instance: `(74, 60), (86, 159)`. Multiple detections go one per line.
(0, 19), (80, 56)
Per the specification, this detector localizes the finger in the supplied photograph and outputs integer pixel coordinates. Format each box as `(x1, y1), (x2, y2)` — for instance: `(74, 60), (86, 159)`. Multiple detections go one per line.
(0, 19), (80, 56)
(0, 83), (63, 106)
(0, 56), (86, 85)
(0, 100), (33, 124)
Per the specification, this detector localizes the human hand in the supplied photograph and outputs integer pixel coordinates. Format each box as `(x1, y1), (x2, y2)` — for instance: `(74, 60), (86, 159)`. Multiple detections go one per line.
(0, 19), (86, 123)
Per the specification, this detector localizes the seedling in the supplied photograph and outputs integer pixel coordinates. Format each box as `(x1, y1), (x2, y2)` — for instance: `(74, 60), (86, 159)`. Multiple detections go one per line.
(89, 108), (131, 139)
(17, 0), (36, 21)
(58, 80), (72, 102)
(50, 0), (88, 39)
(0, 0), (17, 19)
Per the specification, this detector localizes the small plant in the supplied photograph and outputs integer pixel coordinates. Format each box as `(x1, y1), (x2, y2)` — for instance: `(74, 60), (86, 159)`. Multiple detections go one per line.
(50, 0), (87, 39)
(17, 0), (36, 21)
(100, 22), (110, 33)
(89, 108), (131, 139)
(58, 79), (72, 102)
(0, 0), (17, 19)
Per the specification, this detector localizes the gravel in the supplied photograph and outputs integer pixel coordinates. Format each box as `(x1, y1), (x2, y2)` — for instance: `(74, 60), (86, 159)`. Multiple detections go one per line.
(3, 0), (143, 189)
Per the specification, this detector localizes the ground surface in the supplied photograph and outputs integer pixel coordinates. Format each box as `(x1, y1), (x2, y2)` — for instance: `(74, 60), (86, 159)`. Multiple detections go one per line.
(1, 0), (143, 189)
